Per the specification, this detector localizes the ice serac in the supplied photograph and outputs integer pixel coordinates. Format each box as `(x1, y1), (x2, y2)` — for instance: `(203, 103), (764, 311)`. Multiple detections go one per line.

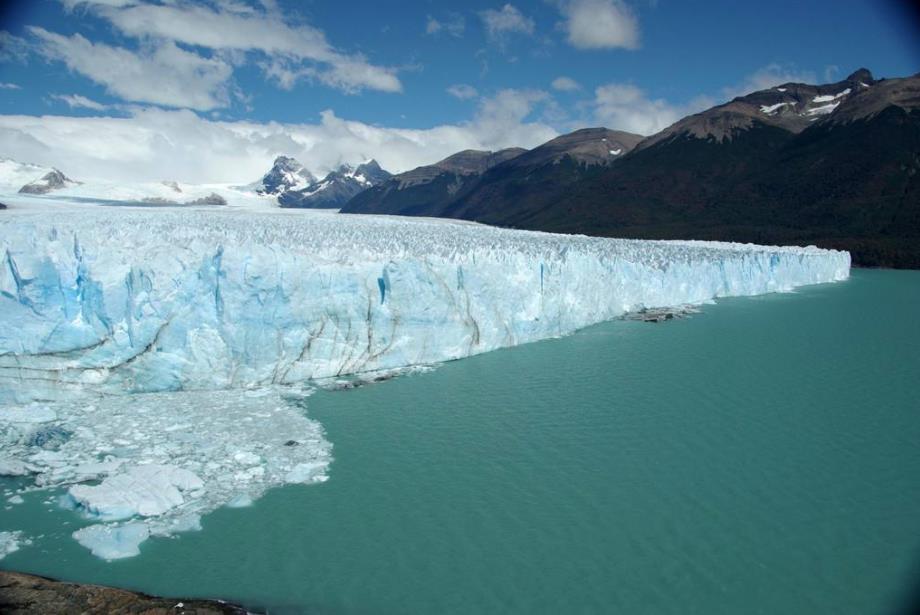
(0, 209), (849, 400)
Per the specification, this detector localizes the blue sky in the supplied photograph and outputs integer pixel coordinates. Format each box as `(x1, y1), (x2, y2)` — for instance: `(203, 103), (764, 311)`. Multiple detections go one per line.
(0, 0), (917, 181)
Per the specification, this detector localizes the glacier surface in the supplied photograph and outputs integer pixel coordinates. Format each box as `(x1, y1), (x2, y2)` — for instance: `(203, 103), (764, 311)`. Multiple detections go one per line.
(0, 207), (849, 559)
(0, 209), (849, 401)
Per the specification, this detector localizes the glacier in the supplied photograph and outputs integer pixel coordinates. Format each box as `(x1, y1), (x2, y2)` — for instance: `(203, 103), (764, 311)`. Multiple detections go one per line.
(0, 208), (849, 400)
(0, 207), (850, 559)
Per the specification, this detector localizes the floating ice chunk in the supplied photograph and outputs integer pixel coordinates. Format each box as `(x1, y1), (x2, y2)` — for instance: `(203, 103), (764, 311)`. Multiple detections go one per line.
(227, 494), (253, 508)
(286, 462), (328, 483)
(0, 406), (57, 424)
(8, 494), (23, 504)
(0, 531), (28, 560)
(0, 458), (34, 476)
(0, 388), (331, 559)
(149, 513), (202, 535)
(73, 523), (150, 560)
(68, 464), (203, 521)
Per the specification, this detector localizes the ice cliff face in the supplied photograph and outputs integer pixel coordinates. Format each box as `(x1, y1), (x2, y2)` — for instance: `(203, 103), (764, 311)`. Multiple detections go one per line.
(0, 209), (850, 403)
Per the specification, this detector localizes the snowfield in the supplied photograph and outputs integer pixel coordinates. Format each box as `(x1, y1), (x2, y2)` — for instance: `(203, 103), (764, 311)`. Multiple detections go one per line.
(0, 204), (850, 559)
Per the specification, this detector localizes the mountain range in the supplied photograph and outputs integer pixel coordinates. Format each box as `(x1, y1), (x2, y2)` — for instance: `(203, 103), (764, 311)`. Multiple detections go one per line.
(342, 69), (920, 268)
(249, 156), (392, 209)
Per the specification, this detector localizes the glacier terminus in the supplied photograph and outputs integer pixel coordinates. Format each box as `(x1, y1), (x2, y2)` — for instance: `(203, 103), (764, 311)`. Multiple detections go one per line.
(0, 206), (850, 560)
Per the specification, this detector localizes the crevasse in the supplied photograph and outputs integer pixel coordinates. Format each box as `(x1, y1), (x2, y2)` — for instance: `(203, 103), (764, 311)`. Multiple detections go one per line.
(0, 209), (850, 402)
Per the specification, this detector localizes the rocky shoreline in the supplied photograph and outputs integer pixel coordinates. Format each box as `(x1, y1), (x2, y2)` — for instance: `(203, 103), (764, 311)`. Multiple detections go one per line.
(0, 570), (252, 614)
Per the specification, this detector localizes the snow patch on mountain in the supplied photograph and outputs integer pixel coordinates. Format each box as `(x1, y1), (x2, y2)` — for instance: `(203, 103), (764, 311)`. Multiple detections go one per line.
(813, 88), (851, 103)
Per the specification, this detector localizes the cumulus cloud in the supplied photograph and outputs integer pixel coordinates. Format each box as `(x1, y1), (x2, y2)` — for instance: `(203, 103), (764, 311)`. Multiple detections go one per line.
(591, 83), (708, 135)
(54, 0), (402, 96)
(551, 76), (580, 91)
(480, 4), (535, 40)
(559, 0), (639, 50)
(28, 27), (234, 111)
(0, 90), (557, 183)
(447, 84), (479, 100)
(51, 93), (109, 110)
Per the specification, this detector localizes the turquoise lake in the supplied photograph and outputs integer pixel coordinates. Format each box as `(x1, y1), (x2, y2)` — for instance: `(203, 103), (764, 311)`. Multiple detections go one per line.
(2, 269), (919, 614)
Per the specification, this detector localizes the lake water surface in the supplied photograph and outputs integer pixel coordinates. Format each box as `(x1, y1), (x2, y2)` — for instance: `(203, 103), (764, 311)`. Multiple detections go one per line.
(2, 269), (919, 614)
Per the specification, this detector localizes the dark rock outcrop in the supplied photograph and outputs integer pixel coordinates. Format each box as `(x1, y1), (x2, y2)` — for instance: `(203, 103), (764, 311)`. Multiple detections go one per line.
(0, 570), (251, 614)
(186, 193), (227, 206)
(18, 169), (79, 195)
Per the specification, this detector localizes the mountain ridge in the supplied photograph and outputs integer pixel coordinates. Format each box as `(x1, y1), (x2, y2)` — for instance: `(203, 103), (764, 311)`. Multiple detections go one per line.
(342, 69), (920, 268)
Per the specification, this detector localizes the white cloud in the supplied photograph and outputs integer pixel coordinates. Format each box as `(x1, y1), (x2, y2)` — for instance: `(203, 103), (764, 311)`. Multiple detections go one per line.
(480, 4), (535, 40)
(722, 64), (817, 99)
(57, 0), (402, 95)
(51, 93), (109, 110)
(447, 84), (479, 100)
(551, 76), (580, 91)
(0, 90), (557, 183)
(0, 31), (31, 63)
(426, 14), (465, 37)
(591, 83), (709, 135)
(426, 16), (443, 35)
(28, 27), (233, 111)
(559, 0), (639, 50)
(0, 82), (21, 90)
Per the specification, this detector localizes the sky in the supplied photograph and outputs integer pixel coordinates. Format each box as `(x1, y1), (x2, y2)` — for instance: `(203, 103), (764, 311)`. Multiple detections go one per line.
(0, 0), (917, 183)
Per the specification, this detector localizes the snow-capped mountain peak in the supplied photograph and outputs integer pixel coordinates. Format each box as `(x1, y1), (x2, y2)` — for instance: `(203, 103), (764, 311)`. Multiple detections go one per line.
(278, 158), (392, 209)
(18, 168), (81, 195)
(251, 155), (316, 195)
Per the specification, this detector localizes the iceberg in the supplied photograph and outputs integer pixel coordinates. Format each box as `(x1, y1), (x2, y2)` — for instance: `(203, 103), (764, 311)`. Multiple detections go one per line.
(0, 530), (28, 560)
(0, 209), (849, 401)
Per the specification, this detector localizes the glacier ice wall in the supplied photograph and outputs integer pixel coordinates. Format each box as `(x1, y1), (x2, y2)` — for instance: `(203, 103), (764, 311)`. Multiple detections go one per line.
(0, 209), (849, 401)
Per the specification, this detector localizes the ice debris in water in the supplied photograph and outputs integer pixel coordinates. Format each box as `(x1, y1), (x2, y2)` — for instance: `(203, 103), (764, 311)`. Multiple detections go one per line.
(0, 531), (29, 560)
(0, 209), (849, 402)
(0, 388), (330, 560)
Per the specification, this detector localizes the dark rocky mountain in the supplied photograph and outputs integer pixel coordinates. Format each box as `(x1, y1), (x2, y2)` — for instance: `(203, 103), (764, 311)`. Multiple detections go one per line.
(340, 130), (642, 218)
(340, 148), (526, 216)
(636, 69), (877, 151)
(343, 69), (920, 268)
(18, 169), (79, 194)
(279, 160), (391, 209)
(524, 69), (920, 267)
(250, 155), (316, 195)
(419, 128), (644, 222)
